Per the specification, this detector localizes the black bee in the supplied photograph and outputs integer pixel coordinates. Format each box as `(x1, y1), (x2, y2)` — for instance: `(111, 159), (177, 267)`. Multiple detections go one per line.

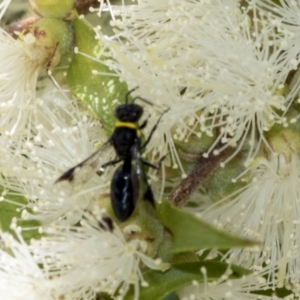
(55, 88), (168, 222)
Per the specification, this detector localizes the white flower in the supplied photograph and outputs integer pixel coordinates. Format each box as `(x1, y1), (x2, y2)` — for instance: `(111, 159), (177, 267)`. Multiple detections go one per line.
(0, 28), (39, 137)
(1, 88), (111, 225)
(177, 265), (284, 300)
(257, 0), (300, 71)
(30, 214), (169, 300)
(96, 0), (295, 167)
(0, 4), (54, 138)
(201, 152), (300, 289)
(0, 229), (52, 300)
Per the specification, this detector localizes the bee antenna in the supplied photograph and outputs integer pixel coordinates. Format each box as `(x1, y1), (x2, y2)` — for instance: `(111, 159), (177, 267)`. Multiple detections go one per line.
(125, 86), (139, 104)
(132, 96), (153, 106)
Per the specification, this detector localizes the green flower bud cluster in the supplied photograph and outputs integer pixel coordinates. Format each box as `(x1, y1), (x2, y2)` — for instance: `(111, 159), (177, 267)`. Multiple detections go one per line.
(19, 0), (75, 68)
(29, 0), (74, 19)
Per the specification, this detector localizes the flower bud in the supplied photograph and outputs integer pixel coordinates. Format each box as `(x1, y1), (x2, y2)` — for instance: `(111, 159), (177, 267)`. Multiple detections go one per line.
(29, 0), (74, 19)
(19, 18), (73, 68)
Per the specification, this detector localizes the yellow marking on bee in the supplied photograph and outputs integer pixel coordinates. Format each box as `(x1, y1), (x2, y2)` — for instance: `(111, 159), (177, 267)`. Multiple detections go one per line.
(115, 121), (137, 129)
(114, 121), (142, 137)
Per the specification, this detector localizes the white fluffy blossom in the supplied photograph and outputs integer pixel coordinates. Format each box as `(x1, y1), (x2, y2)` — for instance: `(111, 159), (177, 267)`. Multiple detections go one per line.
(0, 215), (168, 300)
(0, 229), (52, 300)
(0, 26), (47, 137)
(201, 153), (300, 292)
(3, 0), (300, 298)
(96, 0), (296, 166)
(258, 0), (300, 72)
(0, 87), (111, 225)
(177, 265), (283, 300)
(30, 214), (169, 300)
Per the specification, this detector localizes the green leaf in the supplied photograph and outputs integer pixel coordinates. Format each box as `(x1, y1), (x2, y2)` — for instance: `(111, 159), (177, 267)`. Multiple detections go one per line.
(207, 156), (246, 203)
(67, 16), (129, 136)
(124, 261), (251, 300)
(162, 293), (179, 300)
(157, 201), (257, 253)
(251, 286), (293, 298)
(97, 293), (113, 300)
(0, 189), (41, 242)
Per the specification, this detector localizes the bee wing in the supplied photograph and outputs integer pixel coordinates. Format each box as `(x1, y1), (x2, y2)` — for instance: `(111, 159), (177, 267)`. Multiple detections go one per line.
(130, 143), (142, 203)
(130, 142), (154, 205)
(55, 141), (112, 187)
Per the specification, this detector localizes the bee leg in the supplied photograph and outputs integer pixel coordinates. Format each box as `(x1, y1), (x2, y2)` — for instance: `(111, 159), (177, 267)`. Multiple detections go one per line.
(144, 184), (155, 206)
(83, 211), (114, 232)
(139, 119), (148, 130)
(142, 153), (169, 170)
(96, 159), (121, 176)
(142, 154), (168, 205)
(141, 108), (170, 149)
(99, 159), (122, 172)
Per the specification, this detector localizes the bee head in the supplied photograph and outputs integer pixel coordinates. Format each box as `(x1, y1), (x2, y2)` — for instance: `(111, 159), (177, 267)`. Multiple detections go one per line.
(115, 103), (144, 122)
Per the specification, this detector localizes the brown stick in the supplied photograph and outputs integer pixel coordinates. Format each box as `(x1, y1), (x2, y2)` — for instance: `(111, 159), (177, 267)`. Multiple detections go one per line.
(168, 146), (234, 207)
